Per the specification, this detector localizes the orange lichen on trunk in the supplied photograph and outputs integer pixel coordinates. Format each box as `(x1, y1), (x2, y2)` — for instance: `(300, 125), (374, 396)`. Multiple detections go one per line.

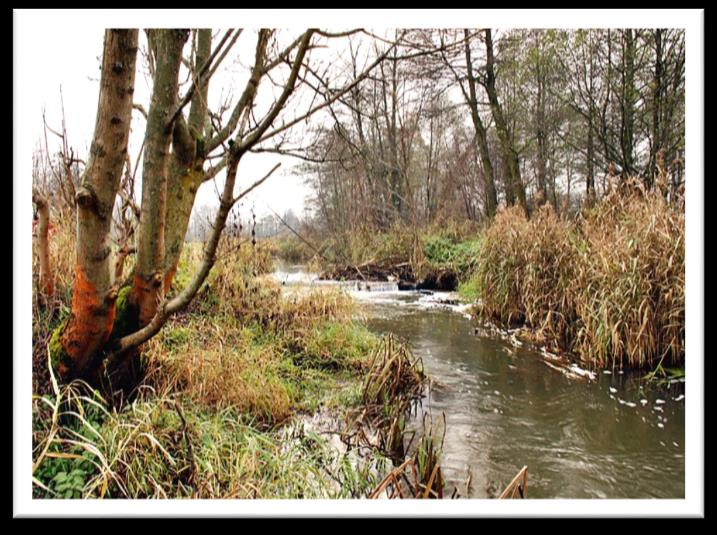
(58, 264), (116, 377)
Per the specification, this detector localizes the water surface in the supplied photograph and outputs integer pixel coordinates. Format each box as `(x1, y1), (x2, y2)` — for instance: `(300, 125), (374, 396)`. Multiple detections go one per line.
(275, 266), (685, 499)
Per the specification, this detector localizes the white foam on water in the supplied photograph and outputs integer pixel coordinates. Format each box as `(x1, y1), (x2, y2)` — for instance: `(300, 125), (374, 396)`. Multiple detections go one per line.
(568, 363), (596, 380)
(271, 269), (320, 285)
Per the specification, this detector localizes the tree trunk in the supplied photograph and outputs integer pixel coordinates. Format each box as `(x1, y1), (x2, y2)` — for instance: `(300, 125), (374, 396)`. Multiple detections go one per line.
(163, 30), (268, 294)
(484, 29), (527, 215)
(534, 33), (549, 206)
(133, 29), (188, 326)
(648, 29), (663, 189)
(33, 189), (54, 300)
(464, 30), (498, 218)
(620, 29), (636, 179)
(586, 117), (596, 202)
(50, 29), (139, 380)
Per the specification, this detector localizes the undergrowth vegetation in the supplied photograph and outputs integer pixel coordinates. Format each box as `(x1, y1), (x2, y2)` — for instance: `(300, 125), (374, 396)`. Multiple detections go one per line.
(317, 219), (481, 285)
(469, 176), (685, 369)
(32, 229), (433, 499)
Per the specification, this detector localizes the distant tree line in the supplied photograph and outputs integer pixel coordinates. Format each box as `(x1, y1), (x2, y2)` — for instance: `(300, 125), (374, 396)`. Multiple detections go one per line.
(302, 29), (685, 239)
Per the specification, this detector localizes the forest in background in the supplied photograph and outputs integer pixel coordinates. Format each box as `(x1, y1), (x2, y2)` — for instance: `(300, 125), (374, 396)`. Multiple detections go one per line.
(298, 29), (684, 237)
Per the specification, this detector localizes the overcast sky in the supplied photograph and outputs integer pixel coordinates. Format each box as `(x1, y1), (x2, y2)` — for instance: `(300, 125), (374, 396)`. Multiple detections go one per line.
(16, 10), (701, 222)
(23, 26), (340, 221)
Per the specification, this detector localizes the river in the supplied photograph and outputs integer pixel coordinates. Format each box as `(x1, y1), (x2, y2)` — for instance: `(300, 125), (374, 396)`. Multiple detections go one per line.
(273, 266), (686, 499)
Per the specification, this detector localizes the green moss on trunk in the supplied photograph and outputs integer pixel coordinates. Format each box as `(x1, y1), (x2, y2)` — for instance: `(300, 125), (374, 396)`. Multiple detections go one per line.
(109, 286), (139, 341)
(49, 318), (72, 376)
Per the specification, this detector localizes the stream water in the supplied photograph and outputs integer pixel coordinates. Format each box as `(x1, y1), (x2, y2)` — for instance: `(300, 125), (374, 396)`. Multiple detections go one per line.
(273, 266), (686, 499)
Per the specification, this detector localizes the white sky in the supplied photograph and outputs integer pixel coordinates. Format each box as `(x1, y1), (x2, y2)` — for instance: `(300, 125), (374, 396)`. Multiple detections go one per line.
(25, 26), (331, 220)
(19, 10), (699, 221)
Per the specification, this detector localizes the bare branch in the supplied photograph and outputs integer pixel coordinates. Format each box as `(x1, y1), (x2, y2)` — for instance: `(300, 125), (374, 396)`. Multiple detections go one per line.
(232, 162), (281, 203)
(252, 36), (398, 146)
(165, 29), (239, 131)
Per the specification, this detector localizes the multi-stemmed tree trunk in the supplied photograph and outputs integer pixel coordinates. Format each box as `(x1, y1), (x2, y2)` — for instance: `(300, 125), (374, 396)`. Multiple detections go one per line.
(162, 29), (270, 293)
(49, 27), (393, 387)
(50, 29), (139, 379)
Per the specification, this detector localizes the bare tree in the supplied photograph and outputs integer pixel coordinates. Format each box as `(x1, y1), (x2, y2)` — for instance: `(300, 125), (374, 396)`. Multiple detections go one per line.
(50, 28), (399, 384)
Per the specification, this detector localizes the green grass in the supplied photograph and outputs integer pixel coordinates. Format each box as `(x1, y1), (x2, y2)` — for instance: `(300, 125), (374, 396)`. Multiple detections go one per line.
(33, 265), (391, 499)
(457, 277), (480, 301)
(422, 234), (481, 276)
(33, 381), (391, 499)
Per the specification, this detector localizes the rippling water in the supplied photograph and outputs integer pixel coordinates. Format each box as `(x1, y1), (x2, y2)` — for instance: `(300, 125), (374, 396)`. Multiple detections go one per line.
(274, 266), (685, 499)
(362, 292), (685, 499)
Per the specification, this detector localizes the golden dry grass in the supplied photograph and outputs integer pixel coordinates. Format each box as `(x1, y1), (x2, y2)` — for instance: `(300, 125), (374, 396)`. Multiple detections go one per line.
(472, 177), (684, 369)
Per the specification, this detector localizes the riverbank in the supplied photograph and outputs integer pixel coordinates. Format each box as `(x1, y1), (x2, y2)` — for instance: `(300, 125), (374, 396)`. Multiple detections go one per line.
(31, 239), (435, 499)
(297, 178), (684, 372)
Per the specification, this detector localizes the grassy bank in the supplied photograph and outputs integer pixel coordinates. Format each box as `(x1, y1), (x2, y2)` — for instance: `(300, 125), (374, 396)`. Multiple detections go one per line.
(32, 233), (431, 499)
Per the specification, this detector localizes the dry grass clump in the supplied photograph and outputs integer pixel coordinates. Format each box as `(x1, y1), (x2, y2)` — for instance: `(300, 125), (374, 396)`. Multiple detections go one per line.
(144, 318), (294, 424)
(573, 178), (685, 368)
(369, 413), (446, 499)
(141, 232), (372, 424)
(471, 175), (684, 369)
(343, 336), (448, 500)
(277, 289), (355, 328)
(474, 204), (579, 348)
(344, 334), (426, 462)
(273, 290), (370, 373)
(362, 334), (425, 407)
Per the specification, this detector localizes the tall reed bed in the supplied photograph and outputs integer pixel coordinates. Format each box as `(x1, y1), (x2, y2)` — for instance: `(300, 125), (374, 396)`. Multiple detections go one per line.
(471, 177), (684, 369)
